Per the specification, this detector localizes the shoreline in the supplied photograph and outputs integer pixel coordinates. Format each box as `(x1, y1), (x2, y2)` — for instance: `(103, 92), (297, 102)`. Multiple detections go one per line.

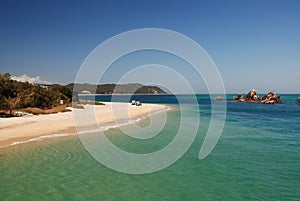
(79, 93), (169, 96)
(0, 102), (169, 148)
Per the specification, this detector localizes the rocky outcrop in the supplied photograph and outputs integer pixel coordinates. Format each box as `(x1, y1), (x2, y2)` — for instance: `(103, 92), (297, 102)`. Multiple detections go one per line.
(245, 89), (259, 101)
(233, 89), (260, 102)
(261, 91), (281, 104)
(297, 97), (300, 104)
(233, 90), (281, 104)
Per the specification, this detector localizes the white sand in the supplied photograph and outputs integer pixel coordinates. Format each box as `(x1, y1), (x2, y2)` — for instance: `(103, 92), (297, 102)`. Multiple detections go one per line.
(0, 102), (168, 147)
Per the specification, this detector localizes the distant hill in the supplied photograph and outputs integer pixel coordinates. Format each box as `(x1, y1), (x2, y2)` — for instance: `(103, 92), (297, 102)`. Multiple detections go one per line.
(65, 83), (167, 95)
(0, 72), (167, 116)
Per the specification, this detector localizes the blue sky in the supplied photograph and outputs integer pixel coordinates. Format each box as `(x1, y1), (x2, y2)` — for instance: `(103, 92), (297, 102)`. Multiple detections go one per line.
(0, 0), (299, 93)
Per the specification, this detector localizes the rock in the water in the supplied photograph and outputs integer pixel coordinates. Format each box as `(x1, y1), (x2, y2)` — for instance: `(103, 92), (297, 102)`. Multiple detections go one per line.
(297, 97), (300, 104)
(214, 96), (224, 100)
(233, 90), (281, 104)
(233, 90), (260, 102)
(245, 89), (259, 100)
(261, 91), (281, 104)
(234, 93), (243, 100)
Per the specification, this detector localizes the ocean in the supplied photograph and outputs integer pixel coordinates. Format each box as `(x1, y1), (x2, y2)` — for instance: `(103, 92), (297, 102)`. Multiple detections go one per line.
(0, 94), (299, 200)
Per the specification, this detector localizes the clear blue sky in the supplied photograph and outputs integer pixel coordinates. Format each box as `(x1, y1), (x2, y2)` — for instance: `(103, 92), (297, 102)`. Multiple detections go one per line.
(0, 0), (299, 93)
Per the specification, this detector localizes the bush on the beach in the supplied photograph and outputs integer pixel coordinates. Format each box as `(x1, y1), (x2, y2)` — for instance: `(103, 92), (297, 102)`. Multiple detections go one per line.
(20, 106), (71, 115)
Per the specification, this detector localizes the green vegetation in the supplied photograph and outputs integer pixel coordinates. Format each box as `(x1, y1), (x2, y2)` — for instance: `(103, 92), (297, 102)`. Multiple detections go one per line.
(0, 72), (72, 116)
(0, 72), (166, 116)
(66, 83), (167, 94)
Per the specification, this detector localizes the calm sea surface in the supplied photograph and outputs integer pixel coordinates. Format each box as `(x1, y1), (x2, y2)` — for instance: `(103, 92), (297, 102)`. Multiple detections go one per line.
(0, 94), (299, 200)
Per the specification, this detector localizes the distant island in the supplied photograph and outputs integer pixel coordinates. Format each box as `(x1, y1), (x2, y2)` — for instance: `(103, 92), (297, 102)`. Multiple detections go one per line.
(0, 72), (167, 117)
(66, 83), (167, 95)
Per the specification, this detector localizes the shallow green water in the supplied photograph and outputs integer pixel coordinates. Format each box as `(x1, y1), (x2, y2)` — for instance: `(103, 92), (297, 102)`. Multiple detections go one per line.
(1, 100), (299, 200)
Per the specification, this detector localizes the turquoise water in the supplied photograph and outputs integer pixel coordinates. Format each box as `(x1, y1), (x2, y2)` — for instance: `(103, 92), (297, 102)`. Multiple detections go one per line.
(0, 95), (299, 200)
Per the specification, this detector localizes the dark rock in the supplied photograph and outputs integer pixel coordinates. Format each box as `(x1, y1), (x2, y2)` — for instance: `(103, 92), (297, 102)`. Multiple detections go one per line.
(245, 89), (259, 101)
(233, 89), (260, 102)
(261, 91), (281, 104)
(233, 90), (281, 104)
(234, 93), (243, 100)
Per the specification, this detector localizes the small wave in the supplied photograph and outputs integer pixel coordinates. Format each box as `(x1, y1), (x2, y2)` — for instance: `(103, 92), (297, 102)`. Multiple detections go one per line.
(77, 107), (168, 134)
(78, 112), (149, 134)
(0, 133), (72, 149)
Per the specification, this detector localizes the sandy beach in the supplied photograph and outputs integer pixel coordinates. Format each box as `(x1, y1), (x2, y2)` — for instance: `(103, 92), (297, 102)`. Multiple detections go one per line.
(0, 102), (168, 147)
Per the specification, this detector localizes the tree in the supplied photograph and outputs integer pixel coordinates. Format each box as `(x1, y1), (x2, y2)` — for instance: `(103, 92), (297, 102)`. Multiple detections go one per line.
(0, 72), (74, 115)
(0, 72), (14, 112)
